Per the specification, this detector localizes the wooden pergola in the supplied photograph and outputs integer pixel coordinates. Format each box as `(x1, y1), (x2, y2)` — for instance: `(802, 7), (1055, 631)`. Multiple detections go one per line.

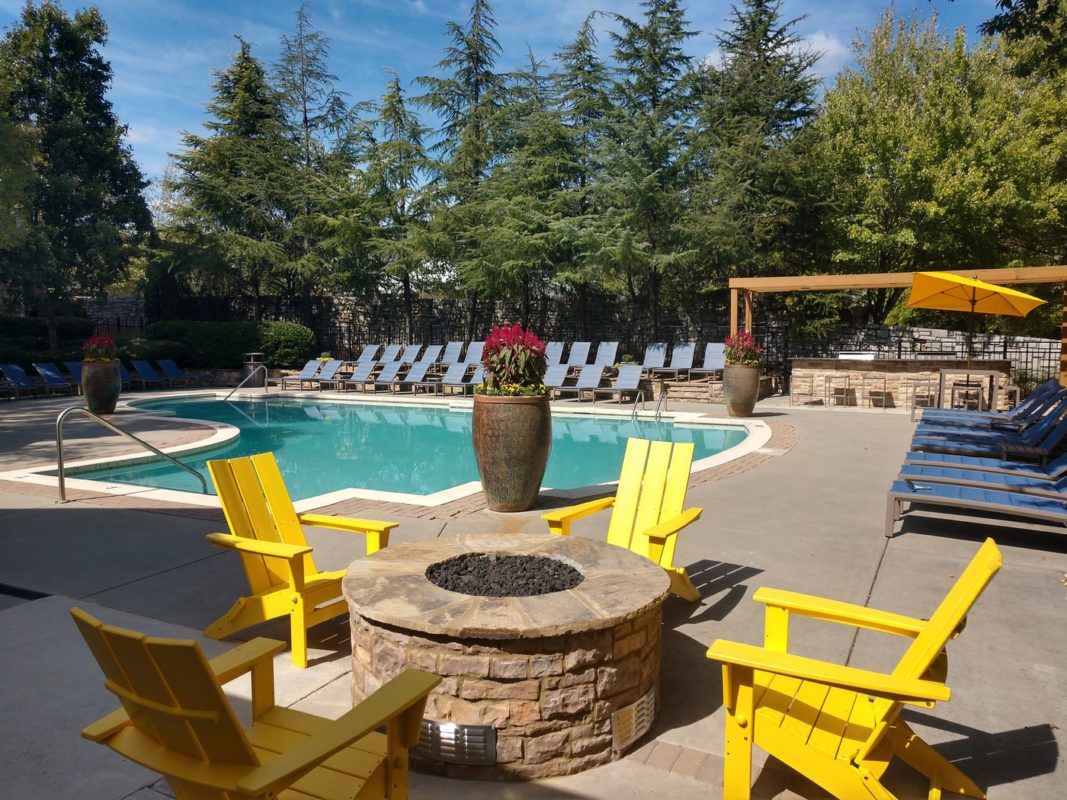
(727, 265), (1067, 385)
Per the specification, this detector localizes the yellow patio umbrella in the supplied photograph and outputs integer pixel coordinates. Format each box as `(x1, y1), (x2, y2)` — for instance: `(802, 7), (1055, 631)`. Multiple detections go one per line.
(907, 270), (1047, 367)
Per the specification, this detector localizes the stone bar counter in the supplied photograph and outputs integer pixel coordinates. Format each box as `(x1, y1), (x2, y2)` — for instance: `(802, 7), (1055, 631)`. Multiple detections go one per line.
(790, 358), (1013, 410)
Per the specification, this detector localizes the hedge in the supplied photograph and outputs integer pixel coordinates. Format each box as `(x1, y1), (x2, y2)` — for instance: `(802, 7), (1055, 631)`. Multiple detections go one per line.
(144, 321), (315, 368)
(0, 314), (93, 340)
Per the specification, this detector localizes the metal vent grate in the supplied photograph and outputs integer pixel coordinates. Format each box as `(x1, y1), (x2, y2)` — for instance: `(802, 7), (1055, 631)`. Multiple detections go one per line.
(611, 687), (656, 753)
(414, 720), (497, 766)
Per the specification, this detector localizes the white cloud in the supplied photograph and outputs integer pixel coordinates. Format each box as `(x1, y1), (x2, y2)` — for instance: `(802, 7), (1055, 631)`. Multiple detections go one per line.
(802, 31), (851, 78)
(125, 124), (158, 145)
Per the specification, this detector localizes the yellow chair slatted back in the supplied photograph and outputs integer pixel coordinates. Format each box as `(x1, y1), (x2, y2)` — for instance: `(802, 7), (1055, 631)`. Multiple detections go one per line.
(71, 607), (257, 789)
(858, 537), (1002, 760)
(606, 438), (695, 567)
(208, 453), (319, 592)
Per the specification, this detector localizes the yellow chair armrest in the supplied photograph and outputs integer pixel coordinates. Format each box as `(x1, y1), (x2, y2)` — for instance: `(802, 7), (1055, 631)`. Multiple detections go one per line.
(706, 640), (950, 706)
(82, 708), (132, 743)
(237, 669), (441, 797)
(644, 507), (703, 543)
(296, 513), (397, 554)
(296, 513), (398, 535)
(753, 587), (927, 637)
(208, 637), (286, 685)
(206, 532), (311, 560)
(541, 496), (615, 535)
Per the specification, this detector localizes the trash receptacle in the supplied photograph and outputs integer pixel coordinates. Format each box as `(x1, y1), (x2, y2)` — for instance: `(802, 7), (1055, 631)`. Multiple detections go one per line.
(243, 352), (266, 387)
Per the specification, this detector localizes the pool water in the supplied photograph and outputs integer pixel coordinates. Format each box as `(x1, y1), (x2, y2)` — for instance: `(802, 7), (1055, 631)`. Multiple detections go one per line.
(74, 397), (748, 500)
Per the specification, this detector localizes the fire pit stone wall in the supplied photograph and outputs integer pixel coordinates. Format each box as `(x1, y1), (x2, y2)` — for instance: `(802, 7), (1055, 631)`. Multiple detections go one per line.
(344, 534), (670, 780)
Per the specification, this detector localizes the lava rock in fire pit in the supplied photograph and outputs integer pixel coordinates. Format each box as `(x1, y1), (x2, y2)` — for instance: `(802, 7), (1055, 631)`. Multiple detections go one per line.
(426, 552), (584, 597)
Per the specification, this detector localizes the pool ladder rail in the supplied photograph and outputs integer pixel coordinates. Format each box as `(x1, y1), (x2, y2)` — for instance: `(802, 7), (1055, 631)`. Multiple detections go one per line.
(224, 364), (269, 401)
(55, 406), (208, 501)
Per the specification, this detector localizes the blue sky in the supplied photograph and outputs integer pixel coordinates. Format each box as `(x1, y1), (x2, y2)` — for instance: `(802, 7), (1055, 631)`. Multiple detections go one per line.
(0, 0), (996, 188)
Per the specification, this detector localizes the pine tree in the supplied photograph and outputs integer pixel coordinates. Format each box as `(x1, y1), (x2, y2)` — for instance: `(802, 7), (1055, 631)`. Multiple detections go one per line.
(553, 16), (612, 334)
(168, 38), (300, 320)
(600, 0), (697, 336)
(364, 71), (431, 342)
(417, 0), (503, 339)
(684, 0), (822, 296)
(273, 2), (356, 327)
(0, 0), (151, 346)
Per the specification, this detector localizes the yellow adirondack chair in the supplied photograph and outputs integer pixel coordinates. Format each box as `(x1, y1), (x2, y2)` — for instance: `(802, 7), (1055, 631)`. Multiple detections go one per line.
(541, 437), (703, 601)
(205, 451), (399, 668)
(71, 607), (439, 800)
(706, 538), (1002, 800)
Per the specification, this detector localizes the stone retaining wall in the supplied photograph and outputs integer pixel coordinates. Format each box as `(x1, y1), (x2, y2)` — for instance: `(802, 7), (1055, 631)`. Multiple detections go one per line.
(350, 605), (662, 780)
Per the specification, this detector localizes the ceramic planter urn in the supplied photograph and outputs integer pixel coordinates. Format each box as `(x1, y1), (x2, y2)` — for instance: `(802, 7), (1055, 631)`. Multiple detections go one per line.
(82, 361), (121, 415)
(471, 394), (553, 512)
(722, 364), (760, 417)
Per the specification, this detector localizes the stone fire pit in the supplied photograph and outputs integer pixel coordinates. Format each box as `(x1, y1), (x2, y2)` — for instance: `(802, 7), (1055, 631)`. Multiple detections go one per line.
(342, 533), (670, 780)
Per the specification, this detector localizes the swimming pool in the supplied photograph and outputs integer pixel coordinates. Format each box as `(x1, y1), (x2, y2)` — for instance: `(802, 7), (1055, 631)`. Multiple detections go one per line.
(72, 397), (751, 501)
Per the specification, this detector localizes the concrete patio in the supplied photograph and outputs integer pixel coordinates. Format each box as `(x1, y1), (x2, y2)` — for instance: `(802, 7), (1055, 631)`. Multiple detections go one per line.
(0, 390), (1064, 799)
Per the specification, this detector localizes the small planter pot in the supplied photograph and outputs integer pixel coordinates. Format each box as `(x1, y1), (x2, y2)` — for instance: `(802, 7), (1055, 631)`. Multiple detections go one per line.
(82, 361), (121, 415)
(722, 364), (760, 417)
(472, 394), (553, 512)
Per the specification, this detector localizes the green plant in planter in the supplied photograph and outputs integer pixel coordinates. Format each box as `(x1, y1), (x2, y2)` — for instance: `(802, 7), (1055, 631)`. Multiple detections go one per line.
(476, 324), (548, 396)
(724, 330), (762, 366)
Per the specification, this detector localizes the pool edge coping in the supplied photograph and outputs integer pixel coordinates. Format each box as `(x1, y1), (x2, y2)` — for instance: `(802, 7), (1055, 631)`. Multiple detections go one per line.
(0, 390), (773, 510)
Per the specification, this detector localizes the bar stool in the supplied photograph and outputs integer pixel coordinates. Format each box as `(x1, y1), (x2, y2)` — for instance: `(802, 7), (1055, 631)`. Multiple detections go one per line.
(825, 374), (852, 407)
(789, 374), (816, 405)
(862, 373), (889, 409)
(951, 381), (984, 410)
(909, 377), (937, 420)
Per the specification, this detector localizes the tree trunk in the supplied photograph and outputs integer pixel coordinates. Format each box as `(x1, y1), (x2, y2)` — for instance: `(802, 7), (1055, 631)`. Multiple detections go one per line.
(402, 275), (414, 344)
(465, 291), (479, 343)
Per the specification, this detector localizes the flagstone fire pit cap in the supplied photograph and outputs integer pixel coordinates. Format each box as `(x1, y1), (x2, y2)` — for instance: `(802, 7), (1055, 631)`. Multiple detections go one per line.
(342, 533), (671, 640)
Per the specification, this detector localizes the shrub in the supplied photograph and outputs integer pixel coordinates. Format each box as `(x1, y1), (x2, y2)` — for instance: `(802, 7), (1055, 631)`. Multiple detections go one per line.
(144, 320), (315, 368)
(257, 322), (316, 368)
(119, 338), (188, 364)
(0, 314), (93, 340)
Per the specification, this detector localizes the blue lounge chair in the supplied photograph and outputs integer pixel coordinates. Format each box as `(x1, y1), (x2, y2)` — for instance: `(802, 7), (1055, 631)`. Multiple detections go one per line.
(919, 380), (1061, 427)
(545, 342), (564, 366)
(897, 460), (1067, 496)
(271, 359), (321, 390)
(639, 343), (667, 373)
(398, 344), (422, 364)
(885, 478), (1067, 537)
(354, 344), (380, 364)
(1, 364), (41, 398)
(903, 449), (1067, 477)
(437, 362), (471, 395)
(566, 342), (591, 367)
(441, 341), (464, 366)
(417, 344), (443, 365)
(379, 344), (403, 363)
(590, 364), (644, 404)
(440, 364), (483, 396)
(389, 360), (434, 393)
(370, 361), (403, 391)
(592, 341), (618, 367)
(118, 362), (136, 390)
(689, 343), (726, 380)
(911, 406), (1067, 463)
(650, 343), (695, 380)
(916, 389), (1067, 434)
(307, 359), (345, 391)
(912, 402), (1067, 446)
(464, 341), (484, 365)
(31, 362), (76, 394)
(130, 359), (165, 389)
(156, 359), (196, 387)
(543, 364), (570, 397)
(552, 365), (604, 401)
(339, 361), (379, 393)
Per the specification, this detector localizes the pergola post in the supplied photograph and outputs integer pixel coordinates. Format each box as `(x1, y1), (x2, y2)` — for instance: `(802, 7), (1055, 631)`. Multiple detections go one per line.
(730, 288), (739, 337)
(744, 290), (753, 333)
(1061, 284), (1067, 387)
